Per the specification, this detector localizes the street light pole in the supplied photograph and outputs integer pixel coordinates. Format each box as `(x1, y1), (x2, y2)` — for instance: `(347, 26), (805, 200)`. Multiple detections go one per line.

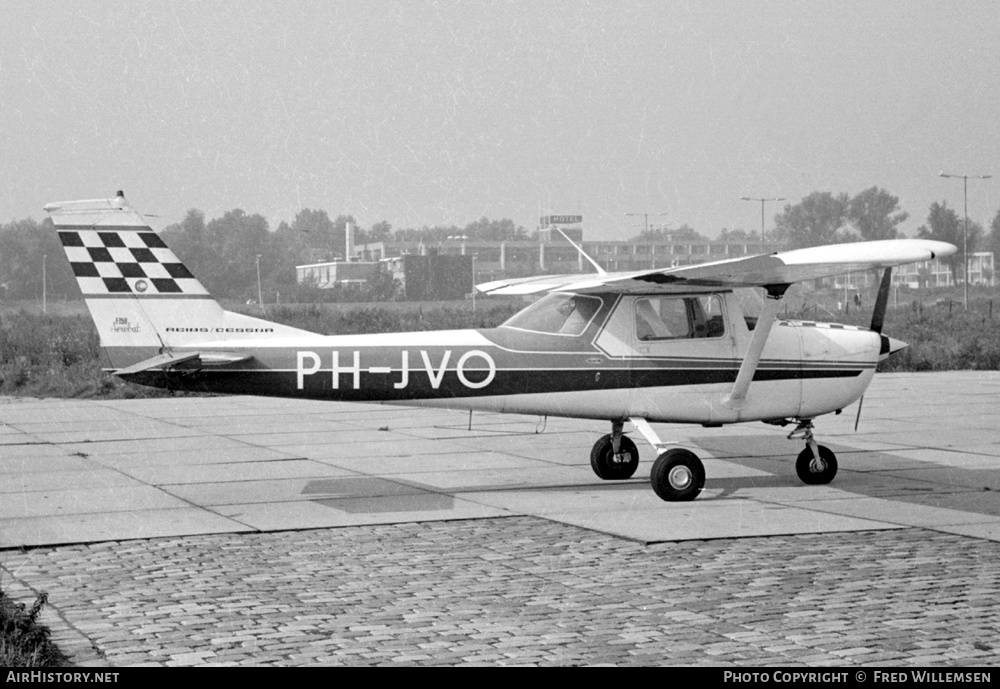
(740, 197), (785, 250)
(939, 172), (992, 310)
(255, 254), (263, 311)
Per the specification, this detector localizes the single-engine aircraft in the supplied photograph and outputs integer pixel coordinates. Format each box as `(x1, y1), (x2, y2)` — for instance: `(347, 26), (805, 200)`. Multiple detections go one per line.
(45, 192), (956, 501)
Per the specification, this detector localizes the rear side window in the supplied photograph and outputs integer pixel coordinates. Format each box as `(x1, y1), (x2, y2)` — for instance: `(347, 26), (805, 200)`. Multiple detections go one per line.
(634, 295), (725, 340)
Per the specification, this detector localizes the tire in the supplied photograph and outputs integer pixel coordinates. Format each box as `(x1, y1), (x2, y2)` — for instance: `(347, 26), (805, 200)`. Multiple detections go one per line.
(795, 445), (838, 485)
(650, 448), (705, 502)
(590, 433), (640, 480)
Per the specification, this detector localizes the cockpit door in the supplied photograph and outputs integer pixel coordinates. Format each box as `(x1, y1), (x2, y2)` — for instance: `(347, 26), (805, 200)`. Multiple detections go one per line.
(627, 294), (737, 378)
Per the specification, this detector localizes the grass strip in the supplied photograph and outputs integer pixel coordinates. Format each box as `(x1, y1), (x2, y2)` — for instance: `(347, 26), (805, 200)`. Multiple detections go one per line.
(0, 588), (70, 667)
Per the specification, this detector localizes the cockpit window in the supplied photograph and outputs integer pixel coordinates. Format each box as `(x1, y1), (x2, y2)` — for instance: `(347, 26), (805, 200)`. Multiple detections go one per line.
(502, 293), (604, 336)
(634, 295), (725, 340)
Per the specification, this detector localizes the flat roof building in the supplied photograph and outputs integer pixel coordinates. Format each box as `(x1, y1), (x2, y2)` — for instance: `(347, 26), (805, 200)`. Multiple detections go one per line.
(297, 215), (993, 296)
(296, 260), (377, 289)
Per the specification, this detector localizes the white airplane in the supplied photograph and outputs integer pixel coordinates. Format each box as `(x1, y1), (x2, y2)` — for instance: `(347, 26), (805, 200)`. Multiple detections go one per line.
(45, 192), (956, 501)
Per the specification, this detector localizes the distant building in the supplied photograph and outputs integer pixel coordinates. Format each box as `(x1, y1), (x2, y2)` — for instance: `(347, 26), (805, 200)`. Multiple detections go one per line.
(537, 215), (584, 244)
(296, 254), (474, 300)
(295, 221), (378, 290)
(839, 251), (995, 290)
(969, 251), (995, 285)
(301, 215), (993, 297)
(400, 254), (473, 300)
(304, 213), (776, 299)
(350, 229), (775, 286)
(296, 260), (377, 290)
(898, 251), (994, 288)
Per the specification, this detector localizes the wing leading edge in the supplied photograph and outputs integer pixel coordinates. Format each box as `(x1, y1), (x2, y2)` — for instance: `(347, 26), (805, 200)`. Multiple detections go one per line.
(476, 239), (957, 295)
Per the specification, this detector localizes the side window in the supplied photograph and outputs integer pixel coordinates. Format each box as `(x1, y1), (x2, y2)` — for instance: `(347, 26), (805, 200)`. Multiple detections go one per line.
(635, 296), (725, 340)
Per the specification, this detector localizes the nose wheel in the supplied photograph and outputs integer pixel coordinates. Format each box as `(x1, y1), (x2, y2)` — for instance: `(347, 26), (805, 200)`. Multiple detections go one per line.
(795, 445), (838, 484)
(789, 420), (838, 485)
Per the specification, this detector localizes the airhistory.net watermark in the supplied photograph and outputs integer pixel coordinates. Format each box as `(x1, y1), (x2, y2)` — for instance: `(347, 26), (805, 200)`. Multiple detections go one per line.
(5, 673), (119, 683)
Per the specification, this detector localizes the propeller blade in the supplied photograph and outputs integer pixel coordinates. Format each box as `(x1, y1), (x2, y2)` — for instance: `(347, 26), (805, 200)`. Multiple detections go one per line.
(870, 267), (893, 334)
(854, 395), (864, 432)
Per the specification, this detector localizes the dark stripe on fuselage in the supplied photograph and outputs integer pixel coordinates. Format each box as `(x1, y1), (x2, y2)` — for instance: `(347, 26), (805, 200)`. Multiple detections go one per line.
(123, 365), (863, 402)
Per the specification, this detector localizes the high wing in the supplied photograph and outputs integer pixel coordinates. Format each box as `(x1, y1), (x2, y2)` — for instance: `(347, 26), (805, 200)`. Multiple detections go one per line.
(476, 239), (957, 295)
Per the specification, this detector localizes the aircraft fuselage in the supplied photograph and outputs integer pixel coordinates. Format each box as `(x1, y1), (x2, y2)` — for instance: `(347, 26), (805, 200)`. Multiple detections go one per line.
(124, 291), (880, 425)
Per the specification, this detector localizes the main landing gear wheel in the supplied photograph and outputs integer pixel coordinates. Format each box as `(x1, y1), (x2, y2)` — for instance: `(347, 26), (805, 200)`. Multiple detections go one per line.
(795, 445), (838, 485)
(590, 433), (639, 480)
(651, 448), (705, 502)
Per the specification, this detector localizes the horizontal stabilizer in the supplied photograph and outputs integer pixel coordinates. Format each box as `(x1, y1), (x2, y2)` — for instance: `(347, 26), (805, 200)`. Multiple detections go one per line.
(114, 351), (252, 376)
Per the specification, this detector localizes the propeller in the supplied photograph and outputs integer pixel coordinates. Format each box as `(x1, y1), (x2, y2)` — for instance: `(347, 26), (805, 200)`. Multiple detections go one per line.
(870, 267), (893, 336)
(855, 267), (893, 431)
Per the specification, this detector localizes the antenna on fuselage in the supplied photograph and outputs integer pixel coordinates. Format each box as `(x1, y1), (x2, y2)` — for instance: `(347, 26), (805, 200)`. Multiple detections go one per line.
(555, 227), (606, 276)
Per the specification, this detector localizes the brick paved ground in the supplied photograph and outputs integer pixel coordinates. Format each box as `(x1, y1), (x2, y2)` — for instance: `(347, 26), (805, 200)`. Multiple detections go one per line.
(2, 517), (999, 666)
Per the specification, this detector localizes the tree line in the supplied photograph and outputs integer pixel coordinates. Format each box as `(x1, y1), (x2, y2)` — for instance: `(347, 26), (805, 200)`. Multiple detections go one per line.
(771, 186), (1000, 284)
(2, 187), (999, 302)
(0, 210), (529, 303)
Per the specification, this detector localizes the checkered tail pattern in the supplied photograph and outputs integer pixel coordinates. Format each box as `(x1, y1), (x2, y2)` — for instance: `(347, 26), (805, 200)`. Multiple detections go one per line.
(46, 193), (210, 298)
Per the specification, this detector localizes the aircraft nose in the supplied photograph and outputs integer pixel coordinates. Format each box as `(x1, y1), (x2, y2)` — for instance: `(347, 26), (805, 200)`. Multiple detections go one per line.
(879, 335), (908, 360)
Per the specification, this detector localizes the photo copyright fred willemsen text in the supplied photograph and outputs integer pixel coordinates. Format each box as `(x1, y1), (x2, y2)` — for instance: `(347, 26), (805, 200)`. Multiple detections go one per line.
(724, 671), (991, 683)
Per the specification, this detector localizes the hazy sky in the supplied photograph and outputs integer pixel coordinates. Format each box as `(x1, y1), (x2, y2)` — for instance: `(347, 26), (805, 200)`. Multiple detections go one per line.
(3, 1), (999, 239)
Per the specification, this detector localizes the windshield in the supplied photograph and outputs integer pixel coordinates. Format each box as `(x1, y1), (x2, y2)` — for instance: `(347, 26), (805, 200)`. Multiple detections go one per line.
(501, 293), (604, 336)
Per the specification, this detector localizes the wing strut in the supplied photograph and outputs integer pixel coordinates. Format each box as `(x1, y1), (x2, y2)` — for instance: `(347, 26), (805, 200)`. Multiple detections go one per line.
(555, 227), (607, 276)
(722, 284), (789, 409)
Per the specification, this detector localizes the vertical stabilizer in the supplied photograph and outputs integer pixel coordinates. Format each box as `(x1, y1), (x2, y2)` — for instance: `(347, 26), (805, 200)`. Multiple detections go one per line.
(45, 191), (315, 370)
